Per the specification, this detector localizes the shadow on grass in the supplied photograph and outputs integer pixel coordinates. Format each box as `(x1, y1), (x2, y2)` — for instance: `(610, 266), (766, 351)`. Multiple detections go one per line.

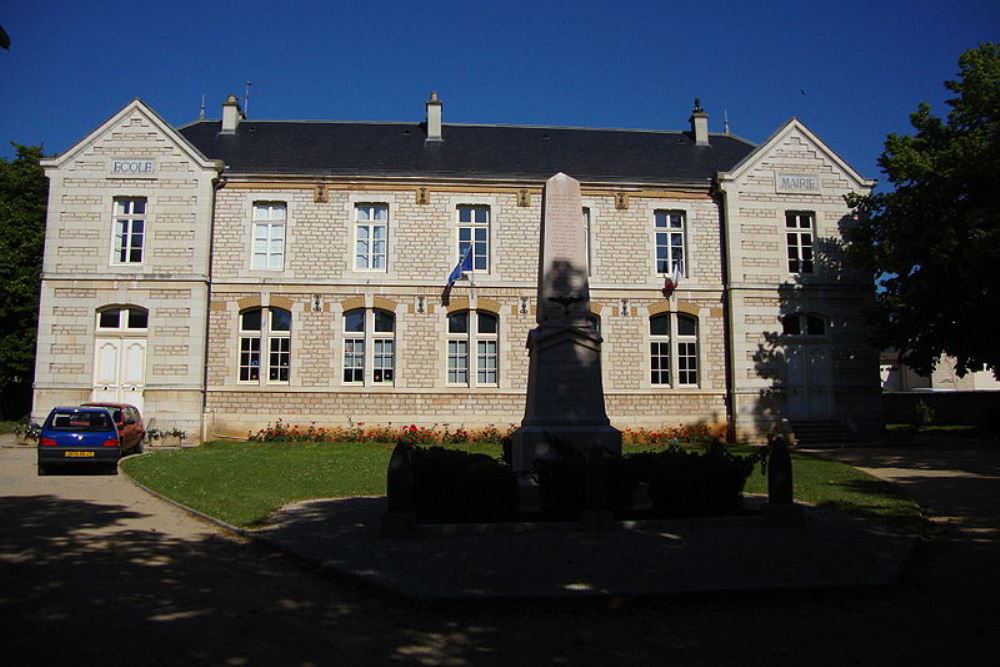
(812, 477), (925, 534)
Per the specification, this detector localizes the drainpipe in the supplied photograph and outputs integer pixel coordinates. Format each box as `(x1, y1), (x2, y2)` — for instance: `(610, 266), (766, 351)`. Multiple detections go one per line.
(201, 169), (226, 442)
(716, 179), (739, 442)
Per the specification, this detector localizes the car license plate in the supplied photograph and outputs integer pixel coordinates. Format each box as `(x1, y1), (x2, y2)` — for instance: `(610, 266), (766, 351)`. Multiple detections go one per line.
(64, 451), (95, 458)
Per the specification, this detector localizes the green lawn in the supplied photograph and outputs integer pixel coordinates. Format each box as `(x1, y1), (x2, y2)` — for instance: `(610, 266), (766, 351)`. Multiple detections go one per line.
(123, 441), (922, 531)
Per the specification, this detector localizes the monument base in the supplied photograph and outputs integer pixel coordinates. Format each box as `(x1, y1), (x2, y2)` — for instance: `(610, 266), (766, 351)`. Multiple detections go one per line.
(511, 423), (622, 474)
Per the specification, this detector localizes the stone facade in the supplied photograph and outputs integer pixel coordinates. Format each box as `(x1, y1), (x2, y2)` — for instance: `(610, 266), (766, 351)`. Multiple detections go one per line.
(33, 99), (880, 443)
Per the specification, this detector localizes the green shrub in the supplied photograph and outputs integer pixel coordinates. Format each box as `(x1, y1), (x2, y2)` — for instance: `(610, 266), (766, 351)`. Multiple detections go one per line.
(643, 440), (759, 517)
(534, 446), (639, 516)
(454, 459), (519, 522)
(409, 445), (517, 522)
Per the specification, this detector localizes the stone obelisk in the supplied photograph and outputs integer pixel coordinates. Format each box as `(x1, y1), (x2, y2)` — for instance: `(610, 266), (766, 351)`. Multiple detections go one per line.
(511, 173), (621, 472)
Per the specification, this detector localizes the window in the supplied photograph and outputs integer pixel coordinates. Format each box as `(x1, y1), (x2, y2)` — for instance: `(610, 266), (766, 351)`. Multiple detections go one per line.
(97, 306), (148, 331)
(112, 197), (146, 264)
(252, 202), (286, 270)
(785, 211), (814, 273)
(342, 308), (395, 385)
(649, 312), (698, 387)
(354, 203), (388, 270)
(447, 310), (498, 386)
(582, 207), (592, 276)
(781, 313), (826, 336)
(239, 307), (291, 383)
(654, 210), (686, 276)
(457, 205), (490, 273)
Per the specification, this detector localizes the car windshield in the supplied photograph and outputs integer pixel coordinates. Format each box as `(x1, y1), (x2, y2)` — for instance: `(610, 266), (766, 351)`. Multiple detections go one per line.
(49, 411), (113, 431)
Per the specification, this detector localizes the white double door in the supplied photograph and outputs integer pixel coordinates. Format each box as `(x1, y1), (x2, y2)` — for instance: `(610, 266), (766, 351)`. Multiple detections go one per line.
(93, 337), (146, 413)
(786, 344), (833, 420)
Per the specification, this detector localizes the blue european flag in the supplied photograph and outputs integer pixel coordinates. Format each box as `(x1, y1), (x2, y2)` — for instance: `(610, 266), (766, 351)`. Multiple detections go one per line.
(447, 245), (473, 286)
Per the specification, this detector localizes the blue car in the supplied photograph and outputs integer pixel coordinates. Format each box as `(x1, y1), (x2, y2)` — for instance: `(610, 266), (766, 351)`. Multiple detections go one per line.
(37, 406), (123, 475)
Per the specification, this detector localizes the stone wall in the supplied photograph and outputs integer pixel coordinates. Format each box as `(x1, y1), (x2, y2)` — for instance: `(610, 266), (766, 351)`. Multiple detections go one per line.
(33, 101), (217, 435)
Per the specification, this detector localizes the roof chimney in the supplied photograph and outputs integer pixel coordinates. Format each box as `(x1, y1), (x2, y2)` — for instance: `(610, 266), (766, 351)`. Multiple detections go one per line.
(689, 98), (709, 146)
(221, 94), (242, 134)
(425, 91), (443, 142)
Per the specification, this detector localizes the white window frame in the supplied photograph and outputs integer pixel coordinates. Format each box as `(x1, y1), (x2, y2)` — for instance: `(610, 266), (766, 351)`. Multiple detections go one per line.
(111, 197), (147, 265)
(96, 305), (148, 332)
(446, 310), (498, 387)
(582, 207), (592, 276)
(785, 211), (815, 274)
(649, 312), (699, 388)
(238, 307), (291, 385)
(251, 202), (287, 271)
(341, 308), (395, 386)
(354, 203), (388, 271)
(654, 209), (686, 277)
(456, 205), (491, 275)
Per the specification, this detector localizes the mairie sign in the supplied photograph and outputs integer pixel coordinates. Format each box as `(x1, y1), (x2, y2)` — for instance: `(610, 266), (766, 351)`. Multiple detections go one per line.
(775, 172), (820, 194)
(108, 159), (156, 176)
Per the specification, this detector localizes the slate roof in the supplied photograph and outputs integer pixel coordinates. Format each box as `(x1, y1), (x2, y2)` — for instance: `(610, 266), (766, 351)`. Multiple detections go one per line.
(177, 120), (756, 186)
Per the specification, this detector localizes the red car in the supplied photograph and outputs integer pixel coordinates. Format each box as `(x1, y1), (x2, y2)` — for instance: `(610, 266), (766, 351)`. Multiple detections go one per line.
(80, 402), (146, 455)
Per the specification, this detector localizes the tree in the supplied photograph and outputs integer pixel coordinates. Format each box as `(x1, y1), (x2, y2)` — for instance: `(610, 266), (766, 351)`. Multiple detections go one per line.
(846, 43), (1000, 378)
(0, 144), (48, 419)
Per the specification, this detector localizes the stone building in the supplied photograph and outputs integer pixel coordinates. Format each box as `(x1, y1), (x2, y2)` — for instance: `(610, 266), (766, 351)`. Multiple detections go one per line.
(33, 94), (880, 442)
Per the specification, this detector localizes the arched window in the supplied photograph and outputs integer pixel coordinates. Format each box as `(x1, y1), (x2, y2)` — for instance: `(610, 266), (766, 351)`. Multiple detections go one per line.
(342, 308), (395, 385)
(781, 313), (826, 336)
(97, 305), (148, 331)
(649, 312), (698, 387)
(239, 307), (291, 384)
(447, 310), (498, 386)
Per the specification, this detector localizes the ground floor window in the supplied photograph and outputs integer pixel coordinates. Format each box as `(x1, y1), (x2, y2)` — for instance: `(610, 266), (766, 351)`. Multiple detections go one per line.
(649, 312), (698, 387)
(239, 307), (291, 384)
(342, 308), (395, 385)
(447, 309), (498, 386)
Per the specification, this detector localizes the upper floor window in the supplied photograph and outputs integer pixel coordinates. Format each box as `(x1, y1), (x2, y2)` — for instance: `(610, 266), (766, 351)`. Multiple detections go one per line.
(112, 197), (146, 264)
(785, 211), (814, 274)
(457, 205), (490, 273)
(649, 312), (698, 387)
(781, 313), (826, 336)
(354, 203), (388, 271)
(654, 210), (686, 276)
(582, 207), (592, 276)
(342, 308), (395, 385)
(252, 202), (286, 270)
(97, 306), (148, 331)
(239, 307), (291, 384)
(447, 310), (498, 386)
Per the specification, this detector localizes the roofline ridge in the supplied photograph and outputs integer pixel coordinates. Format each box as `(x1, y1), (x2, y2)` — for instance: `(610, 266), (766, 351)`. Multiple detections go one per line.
(175, 117), (756, 139)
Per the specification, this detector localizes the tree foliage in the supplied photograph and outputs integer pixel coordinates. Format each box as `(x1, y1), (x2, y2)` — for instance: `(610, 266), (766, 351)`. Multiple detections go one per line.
(0, 144), (48, 417)
(846, 43), (1000, 378)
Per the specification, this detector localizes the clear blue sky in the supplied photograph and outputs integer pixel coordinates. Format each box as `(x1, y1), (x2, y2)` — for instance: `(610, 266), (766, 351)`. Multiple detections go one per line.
(2, 0), (997, 186)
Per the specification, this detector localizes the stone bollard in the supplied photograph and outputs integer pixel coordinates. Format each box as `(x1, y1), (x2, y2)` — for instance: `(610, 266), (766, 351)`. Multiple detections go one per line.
(381, 441), (416, 537)
(579, 447), (615, 530)
(764, 435), (802, 525)
(767, 435), (793, 505)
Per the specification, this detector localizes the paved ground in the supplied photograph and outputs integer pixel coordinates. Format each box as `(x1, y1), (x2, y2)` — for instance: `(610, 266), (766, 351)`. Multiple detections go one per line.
(255, 494), (914, 599)
(1, 436), (998, 665)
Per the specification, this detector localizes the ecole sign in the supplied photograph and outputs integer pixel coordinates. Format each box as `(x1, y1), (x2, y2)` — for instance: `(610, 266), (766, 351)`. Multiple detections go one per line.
(775, 172), (820, 194)
(108, 159), (156, 176)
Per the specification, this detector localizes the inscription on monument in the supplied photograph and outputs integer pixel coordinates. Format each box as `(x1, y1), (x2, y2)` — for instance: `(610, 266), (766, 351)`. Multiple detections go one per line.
(539, 173), (589, 324)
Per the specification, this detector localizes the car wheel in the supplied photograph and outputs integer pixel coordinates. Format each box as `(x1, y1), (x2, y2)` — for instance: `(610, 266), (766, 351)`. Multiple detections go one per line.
(135, 439), (145, 455)
(108, 463), (119, 476)
(37, 464), (49, 476)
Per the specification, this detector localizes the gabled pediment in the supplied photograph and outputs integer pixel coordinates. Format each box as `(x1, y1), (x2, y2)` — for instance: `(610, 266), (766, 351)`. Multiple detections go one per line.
(717, 118), (874, 191)
(40, 98), (222, 171)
